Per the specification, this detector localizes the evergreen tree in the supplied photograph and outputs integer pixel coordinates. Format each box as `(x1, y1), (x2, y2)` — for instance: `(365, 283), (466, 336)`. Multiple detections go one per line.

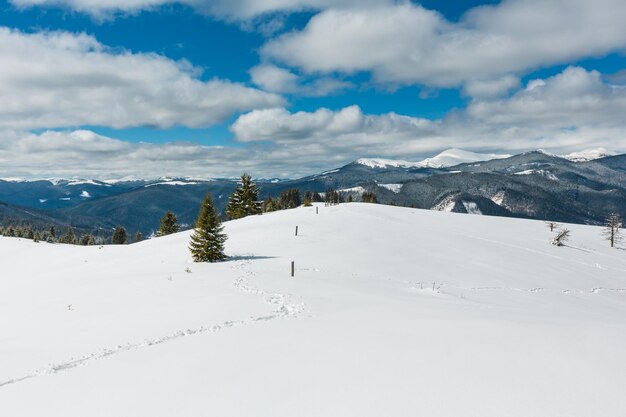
(158, 210), (180, 236)
(135, 231), (143, 243)
(325, 188), (341, 205)
(303, 191), (315, 206)
(49, 226), (56, 239)
(362, 191), (378, 203)
(312, 192), (323, 203)
(112, 226), (128, 244)
(226, 174), (261, 220)
(62, 226), (76, 244)
(26, 225), (35, 240)
(189, 193), (227, 262)
(262, 196), (280, 213)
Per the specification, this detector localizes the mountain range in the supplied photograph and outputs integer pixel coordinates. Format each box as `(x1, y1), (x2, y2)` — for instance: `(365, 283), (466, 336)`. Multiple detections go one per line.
(1, 149), (624, 236)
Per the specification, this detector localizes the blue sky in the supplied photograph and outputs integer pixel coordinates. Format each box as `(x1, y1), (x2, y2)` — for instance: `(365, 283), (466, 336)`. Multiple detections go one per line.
(0, 0), (625, 178)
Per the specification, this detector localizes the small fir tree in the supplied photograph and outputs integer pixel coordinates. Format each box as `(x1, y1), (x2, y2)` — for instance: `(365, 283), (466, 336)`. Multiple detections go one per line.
(158, 210), (180, 236)
(135, 231), (143, 243)
(226, 174), (261, 220)
(112, 226), (128, 244)
(189, 193), (227, 262)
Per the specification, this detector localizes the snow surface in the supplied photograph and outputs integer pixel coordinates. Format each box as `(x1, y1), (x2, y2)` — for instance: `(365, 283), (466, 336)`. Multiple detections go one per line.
(1, 204), (626, 416)
(461, 201), (482, 215)
(378, 183), (403, 193)
(339, 186), (366, 194)
(80, 190), (91, 198)
(515, 169), (559, 181)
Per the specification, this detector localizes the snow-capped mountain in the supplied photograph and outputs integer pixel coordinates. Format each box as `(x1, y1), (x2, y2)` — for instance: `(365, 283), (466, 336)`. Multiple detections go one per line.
(356, 148), (511, 169)
(0, 150), (624, 234)
(413, 148), (511, 168)
(562, 148), (616, 162)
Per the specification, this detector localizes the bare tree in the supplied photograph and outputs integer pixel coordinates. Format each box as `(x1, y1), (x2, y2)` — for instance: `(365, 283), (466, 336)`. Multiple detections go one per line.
(552, 229), (570, 246)
(603, 213), (622, 248)
(546, 221), (559, 232)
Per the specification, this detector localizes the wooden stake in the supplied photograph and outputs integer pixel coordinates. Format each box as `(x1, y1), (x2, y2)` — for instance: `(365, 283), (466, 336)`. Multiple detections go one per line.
(316, 206), (319, 214)
(295, 225), (298, 236)
(291, 261), (295, 277)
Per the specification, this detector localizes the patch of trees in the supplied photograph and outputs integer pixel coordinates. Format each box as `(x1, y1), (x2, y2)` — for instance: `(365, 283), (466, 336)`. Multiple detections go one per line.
(0, 224), (107, 245)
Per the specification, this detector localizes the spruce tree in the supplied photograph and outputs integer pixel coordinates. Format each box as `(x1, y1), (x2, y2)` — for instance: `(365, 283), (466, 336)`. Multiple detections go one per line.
(135, 231), (143, 243)
(226, 174), (261, 220)
(158, 210), (180, 236)
(189, 193), (227, 262)
(112, 226), (128, 244)
(63, 226), (76, 244)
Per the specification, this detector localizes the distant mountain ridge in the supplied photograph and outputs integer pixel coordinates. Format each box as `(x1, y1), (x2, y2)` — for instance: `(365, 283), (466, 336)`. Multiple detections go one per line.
(1, 149), (624, 236)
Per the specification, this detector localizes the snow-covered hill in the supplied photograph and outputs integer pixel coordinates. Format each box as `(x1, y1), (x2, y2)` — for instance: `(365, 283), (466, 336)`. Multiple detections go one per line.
(1, 204), (625, 416)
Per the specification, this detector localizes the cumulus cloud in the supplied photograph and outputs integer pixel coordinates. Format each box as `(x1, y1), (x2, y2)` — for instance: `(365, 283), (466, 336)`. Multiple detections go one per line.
(9, 0), (392, 20)
(467, 67), (626, 127)
(0, 27), (283, 130)
(249, 64), (351, 96)
(2, 62), (625, 179)
(262, 0), (626, 88)
(231, 67), (626, 168)
(463, 75), (520, 99)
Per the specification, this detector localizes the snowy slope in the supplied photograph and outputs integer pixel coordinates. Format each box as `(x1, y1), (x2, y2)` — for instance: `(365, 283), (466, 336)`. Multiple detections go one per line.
(1, 204), (626, 416)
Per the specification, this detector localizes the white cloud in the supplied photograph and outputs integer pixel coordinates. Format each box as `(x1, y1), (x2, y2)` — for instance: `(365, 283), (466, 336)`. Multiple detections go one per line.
(249, 64), (351, 96)
(463, 75), (520, 99)
(467, 67), (626, 127)
(262, 0), (626, 88)
(0, 27), (283, 130)
(9, 0), (392, 20)
(231, 67), (626, 167)
(4, 64), (626, 180)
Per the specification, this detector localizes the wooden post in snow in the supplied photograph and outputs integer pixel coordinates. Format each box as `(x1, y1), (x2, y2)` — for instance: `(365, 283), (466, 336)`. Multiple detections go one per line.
(291, 261), (295, 277)
(316, 206), (319, 214)
(295, 225), (298, 236)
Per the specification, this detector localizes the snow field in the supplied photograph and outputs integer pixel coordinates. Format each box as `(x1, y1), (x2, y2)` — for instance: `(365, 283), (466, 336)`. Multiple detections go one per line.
(1, 203), (625, 416)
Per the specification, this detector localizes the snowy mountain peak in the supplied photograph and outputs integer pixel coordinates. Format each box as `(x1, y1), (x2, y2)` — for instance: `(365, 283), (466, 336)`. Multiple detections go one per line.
(414, 148), (511, 168)
(355, 158), (421, 169)
(355, 149), (511, 169)
(562, 148), (616, 162)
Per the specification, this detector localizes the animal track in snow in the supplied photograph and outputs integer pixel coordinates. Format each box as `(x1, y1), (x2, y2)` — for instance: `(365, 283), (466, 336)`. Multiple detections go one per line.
(0, 257), (305, 389)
